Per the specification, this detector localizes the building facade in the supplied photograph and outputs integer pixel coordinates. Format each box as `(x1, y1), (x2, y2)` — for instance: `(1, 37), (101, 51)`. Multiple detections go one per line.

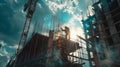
(82, 0), (120, 67)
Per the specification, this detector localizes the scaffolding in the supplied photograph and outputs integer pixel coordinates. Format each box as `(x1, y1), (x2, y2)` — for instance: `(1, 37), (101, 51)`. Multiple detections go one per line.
(6, 0), (99, 67)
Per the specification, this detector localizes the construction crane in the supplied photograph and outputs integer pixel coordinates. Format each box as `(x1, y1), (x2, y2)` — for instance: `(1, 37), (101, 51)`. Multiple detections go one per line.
(7, 0), (38, 67)
(6, 1), (38, 67)
(17, 0), (38, 53)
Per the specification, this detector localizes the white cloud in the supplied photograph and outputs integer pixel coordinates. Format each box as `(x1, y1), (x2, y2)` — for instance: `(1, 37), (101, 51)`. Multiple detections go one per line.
(14, 0), (18, 3)
(0, 42), (10, 64)
(1, 49), (9, 56)
(0, 41), (17, 67)
(38, 3), (42, 8)
(64, 6), (74, 14)
(45, 0), (67, 14)
(0, 41), (6, 46)
(0, 41), (9, 55)
(44, 0), (81, 15)
(72, 0), (79, 5)
(9, 45), (18, 49)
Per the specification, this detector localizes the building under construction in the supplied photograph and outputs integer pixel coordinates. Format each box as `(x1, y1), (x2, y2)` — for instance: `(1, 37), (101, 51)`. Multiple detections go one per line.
(6, 0), (120, 67)
(7, 32), (86, 67)
(82, 0), (120, 67)
(6, 0), (90, 67)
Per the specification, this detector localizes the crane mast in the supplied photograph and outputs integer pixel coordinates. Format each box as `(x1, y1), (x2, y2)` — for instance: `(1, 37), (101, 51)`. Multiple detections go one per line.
(17, 0), (38, 53)
(6, 1), (38, 67)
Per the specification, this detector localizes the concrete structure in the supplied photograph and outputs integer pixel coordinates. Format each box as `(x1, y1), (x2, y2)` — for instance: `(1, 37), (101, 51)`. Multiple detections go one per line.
(6, 33), (87, 67)
(82, 0), (120, 67)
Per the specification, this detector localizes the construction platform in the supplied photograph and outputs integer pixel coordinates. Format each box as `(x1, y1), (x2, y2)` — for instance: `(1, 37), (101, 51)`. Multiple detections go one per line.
(7, 33), (83, 67)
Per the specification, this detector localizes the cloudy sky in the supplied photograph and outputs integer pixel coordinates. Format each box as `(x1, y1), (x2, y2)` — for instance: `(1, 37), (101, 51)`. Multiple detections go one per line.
(0, 0), (96, 67)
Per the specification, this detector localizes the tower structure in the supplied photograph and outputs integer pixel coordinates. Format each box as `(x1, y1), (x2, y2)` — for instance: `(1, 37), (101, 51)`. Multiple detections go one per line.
(17, 0), (38, 53)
